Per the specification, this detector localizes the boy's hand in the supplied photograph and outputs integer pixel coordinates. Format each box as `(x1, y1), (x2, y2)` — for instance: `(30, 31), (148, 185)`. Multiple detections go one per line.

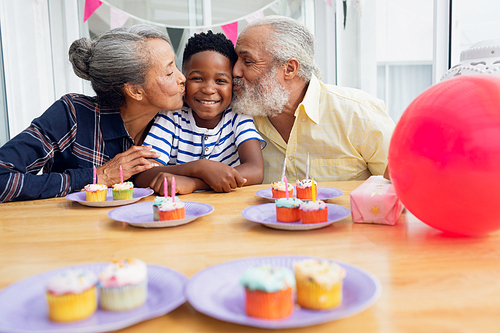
(148, 172), (197, 195)
(195, 160), (245, 192)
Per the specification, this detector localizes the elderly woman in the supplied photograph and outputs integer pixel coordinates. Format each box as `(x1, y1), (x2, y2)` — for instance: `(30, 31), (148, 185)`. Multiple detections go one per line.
(0, 25), (185, 202)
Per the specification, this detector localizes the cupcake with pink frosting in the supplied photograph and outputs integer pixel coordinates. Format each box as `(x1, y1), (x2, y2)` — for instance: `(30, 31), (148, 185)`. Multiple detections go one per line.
(99, 258), (148, 311)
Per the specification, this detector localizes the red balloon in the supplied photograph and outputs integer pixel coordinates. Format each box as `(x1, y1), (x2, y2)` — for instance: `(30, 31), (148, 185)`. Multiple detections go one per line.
(389, 75), (500, 236)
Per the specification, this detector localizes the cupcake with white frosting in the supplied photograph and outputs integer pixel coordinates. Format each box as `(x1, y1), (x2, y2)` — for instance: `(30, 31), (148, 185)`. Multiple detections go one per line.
(46, 269), (98, 322)
(99, 258), (148, 311)
(271, 181), (294, 199)
(112, 181), (134, 200)
(84, 184), (108, 201)
(299, 200), (328, 223)
(293, 259), (345, 309)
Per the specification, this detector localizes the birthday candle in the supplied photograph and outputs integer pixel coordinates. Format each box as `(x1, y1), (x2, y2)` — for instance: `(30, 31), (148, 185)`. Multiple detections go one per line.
(119, 165), (123, 184)
(281, 158), (287, 182)
(93, 166), (96, 184)
(171, 177), (176, 202)
(284, 176), (289, 200)
(306, 153), (310, 179)
(312, 178), (316, 202)
(164, 177), (167, 198)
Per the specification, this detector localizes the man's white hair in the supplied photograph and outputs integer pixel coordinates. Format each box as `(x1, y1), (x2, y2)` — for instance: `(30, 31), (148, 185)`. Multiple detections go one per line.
(245, 15), (321, 81)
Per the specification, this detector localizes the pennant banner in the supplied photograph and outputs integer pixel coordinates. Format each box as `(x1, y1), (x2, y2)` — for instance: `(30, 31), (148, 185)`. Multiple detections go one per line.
(110, 7), (130, 29)
(166, 28), (184, 52)
(323, 0), (333, 7)
(84, 0), (102, 22)
(245, 10), (264, 23)
(221, 22), (238, 46)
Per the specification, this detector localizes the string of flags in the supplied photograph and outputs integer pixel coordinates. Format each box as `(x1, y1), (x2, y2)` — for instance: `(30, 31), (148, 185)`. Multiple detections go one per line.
(83, 0), (338, 45)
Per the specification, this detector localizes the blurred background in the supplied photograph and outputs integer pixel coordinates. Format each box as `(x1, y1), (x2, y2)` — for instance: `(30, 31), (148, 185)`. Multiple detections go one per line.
(1, 0), (499, 146)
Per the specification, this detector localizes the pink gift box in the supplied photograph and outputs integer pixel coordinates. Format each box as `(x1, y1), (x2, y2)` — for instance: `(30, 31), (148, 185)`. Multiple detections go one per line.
(350, 176), (404, 225)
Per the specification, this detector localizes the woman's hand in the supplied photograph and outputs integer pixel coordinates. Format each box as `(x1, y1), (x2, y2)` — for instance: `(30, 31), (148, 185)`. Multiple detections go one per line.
(96, 146), (160, 186)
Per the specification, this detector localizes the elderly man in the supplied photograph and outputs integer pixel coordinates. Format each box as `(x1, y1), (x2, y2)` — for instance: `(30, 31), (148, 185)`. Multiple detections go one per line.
(232, 15), (395, 183)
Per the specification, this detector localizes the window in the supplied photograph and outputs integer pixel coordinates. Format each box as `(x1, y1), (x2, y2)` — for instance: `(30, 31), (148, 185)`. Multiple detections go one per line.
(0, 25), (8, 147)
(335, 0), (435, 122)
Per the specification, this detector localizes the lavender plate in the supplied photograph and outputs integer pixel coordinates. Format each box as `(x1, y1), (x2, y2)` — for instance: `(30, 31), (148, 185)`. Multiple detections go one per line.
(186, 255), (381, 329)
(108, 201), (214, 228)
(241, 203), (350, 231)
(65, 188), (154, 208)
(0, 263), (187, 333)
(255, 187), (344, 202)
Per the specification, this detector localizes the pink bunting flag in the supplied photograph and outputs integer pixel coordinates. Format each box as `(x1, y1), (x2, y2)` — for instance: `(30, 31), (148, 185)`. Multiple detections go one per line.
(323, 0), (333, 7)
(84, 0), (102, 22)
(221, 21), (238, 46)
(110, 6), (130, 29)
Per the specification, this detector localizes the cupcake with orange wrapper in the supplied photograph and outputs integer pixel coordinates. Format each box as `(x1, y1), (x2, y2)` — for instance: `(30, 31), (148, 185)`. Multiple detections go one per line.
(152, 196), (180, 220)
(271, 181), (293, 199)
(293, 259), (346, 310)
(46, 269), (98, 322)
(299, 200), (328, 223)
(295, 179), (317, 200)
(239, 264), (295, 320)
(85, 166), (107, 201)
(275, 176), (302, 222)
(299, 180), (328, 223)
(158, 199), (185, 220)
(275, 197), (303, 222)
(99, 258), (148, 311)
(158, 177), (185, 220)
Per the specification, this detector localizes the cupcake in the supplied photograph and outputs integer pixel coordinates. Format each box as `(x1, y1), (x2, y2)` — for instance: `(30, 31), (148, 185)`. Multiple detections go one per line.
(112, 181), (134, 200)
(293, 259), (346, 310)
(295, 179), (317, 200)
(275, 198), (303, 222)
(99, 258), (148, 311)
(239, 264), (295, 320)
(299, 200), (328, 223)
(84, 184), (108, 201)
(271, 181), (294, 199)
(153, 196), (180, 221)
(158, 197), (185, 221)
(46, 269), (98, 322)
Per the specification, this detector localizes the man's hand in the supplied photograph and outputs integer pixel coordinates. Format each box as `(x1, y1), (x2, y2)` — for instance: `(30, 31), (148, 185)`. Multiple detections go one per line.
(96, 146), (159, 186)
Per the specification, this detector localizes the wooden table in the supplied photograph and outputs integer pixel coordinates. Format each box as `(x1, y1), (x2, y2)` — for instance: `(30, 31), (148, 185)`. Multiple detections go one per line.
(1, 181), (500, 332)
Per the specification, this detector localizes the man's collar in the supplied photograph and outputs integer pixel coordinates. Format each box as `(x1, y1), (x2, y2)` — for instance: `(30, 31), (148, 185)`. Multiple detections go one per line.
(294, 74), (321, 124)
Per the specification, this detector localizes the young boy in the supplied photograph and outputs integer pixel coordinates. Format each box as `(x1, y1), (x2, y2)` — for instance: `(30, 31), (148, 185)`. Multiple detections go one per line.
(135, 31), (265, 194)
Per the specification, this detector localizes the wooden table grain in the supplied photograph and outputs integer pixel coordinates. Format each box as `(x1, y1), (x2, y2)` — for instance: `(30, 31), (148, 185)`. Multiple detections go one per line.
(1, 181), (500, 333)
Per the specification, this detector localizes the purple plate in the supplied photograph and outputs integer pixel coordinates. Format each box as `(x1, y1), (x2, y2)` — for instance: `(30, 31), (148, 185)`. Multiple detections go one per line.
(0, 263), (187, 333)
(65, 188), (154, 208)
(255, 187), (344, 202)
(186, 255), (381, 329)
(241, 203), (351, 231)
(108, 201), (214, 228)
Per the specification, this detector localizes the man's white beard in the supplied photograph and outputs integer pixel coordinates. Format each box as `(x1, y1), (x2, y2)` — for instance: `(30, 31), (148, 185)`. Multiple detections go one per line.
(232, 68), (290, 117)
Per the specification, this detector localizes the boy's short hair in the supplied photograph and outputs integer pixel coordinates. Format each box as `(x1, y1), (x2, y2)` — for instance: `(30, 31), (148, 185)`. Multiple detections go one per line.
(182, 30), (237, 72)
